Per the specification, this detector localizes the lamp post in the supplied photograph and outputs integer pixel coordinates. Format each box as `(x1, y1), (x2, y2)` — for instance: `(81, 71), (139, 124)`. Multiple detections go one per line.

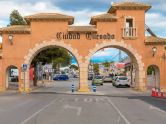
(8, 34), (13, 45)
(152, 46), (157, 57)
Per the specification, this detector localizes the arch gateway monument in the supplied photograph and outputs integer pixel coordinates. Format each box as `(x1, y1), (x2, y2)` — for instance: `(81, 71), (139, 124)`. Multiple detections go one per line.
(0, 2), (166, 92)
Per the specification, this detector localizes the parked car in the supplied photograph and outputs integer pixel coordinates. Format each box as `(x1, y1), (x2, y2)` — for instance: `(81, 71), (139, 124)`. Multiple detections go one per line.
(53, 74), (69, 81)
(114, 76), (130, 87)
(103, 76), (112, 82)
(73, 74), (79, 78)
(92, 75), (103, 86)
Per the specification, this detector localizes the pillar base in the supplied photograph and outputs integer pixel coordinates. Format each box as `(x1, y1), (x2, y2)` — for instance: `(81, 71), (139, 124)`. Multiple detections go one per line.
(0, 87), (5, 92)
(78, 87), (90, 92)
(161, 88), (166, 92)
(134, 86), (146, 92)
(19, 87), (31, 93)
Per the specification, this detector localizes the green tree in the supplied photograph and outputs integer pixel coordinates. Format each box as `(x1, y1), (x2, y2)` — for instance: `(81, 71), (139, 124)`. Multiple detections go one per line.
(52, 57), (64, 72)
(103, 61), (110, 68)
(9, 10), (26, 25)
(31, 48), (72, 86)
(93, 63), (99, 75)
(70, 65), (78, 70)
(147, 66), (155, 75)
(31, 48), (72, 66)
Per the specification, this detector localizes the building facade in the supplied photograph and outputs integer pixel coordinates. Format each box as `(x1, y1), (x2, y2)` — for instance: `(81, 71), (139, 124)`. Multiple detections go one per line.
(0, 2), (166, 92)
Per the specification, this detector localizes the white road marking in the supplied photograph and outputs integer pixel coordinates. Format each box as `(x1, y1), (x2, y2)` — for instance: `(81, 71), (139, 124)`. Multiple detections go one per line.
(149, 105), (166, 115)
(84, 98), (93, 102)
(20, 98), (57, 124)
(95, 97), (106, 102)
(63, 104), (82, 116)
(106, 97), (131, 124)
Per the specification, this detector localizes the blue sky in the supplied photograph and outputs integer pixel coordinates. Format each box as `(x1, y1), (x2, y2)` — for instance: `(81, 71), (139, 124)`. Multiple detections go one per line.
(71, 48), (128, 65)
(0, 0), (166, 63)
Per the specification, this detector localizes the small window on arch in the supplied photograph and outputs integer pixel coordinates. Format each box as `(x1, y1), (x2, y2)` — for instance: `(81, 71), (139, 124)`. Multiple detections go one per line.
(126, 18), (133, 28)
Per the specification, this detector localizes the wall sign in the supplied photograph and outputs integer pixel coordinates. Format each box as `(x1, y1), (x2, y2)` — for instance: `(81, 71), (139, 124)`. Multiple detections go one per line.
(56, 32), (115, 40)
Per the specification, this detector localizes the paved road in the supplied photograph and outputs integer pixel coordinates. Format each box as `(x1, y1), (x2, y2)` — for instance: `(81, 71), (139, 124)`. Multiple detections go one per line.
(0, 80), (166, 124)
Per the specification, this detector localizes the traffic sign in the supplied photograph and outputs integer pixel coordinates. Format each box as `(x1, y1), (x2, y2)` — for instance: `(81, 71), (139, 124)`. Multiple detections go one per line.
(22, 64), (28, 71)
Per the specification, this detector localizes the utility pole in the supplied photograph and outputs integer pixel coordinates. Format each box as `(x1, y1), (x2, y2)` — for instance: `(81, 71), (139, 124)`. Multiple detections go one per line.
(119, 50), (122, 62)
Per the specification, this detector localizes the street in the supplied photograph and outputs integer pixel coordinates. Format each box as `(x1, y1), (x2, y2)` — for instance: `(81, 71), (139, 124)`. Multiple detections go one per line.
(0, 79), (166, 124)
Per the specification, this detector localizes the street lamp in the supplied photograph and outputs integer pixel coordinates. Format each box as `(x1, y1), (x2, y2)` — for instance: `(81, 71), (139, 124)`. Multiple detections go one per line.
(8, 34), (13, 45)
(152, 46), (157, 57)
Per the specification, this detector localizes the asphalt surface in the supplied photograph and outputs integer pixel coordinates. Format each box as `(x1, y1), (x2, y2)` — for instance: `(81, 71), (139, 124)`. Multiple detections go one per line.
(0, 79), (166, 124)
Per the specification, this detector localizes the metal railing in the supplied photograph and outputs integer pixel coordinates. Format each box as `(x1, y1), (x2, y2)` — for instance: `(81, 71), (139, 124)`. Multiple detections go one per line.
(122, 27), (137, 38)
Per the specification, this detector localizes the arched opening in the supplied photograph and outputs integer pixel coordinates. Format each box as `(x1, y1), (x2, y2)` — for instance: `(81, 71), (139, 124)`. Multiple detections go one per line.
(28, 46), (80, 92)
(88, 47), (138, 88)
(85, 41), (145, 91)
(147, 65), (160, 90)
(6, 65), (19, 90)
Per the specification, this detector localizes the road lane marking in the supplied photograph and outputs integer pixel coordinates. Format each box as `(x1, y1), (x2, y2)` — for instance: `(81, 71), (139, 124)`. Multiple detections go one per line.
(106, 97), (131, 124)
(95, 97), (106, 102)
(84, 98), (93, 102)
(149, 105), (166, 115)
(63, 104), (82, 116)
(20, 98), (57, 124)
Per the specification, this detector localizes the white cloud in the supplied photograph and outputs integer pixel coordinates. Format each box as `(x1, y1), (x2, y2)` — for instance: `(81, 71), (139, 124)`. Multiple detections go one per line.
(0, 1), (104, 26)
(146, 12), (166, 37)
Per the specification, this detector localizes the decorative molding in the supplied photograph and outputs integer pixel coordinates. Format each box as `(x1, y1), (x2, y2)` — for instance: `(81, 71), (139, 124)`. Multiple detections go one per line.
(24, 40), (82, 66)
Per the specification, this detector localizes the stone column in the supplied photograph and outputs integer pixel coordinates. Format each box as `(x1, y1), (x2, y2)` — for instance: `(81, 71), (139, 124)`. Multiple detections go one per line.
(78, 63), (90, 92)
(0, 60), (4, 91)
(19, 70), (31, 93)
(134, 69), (146, 91)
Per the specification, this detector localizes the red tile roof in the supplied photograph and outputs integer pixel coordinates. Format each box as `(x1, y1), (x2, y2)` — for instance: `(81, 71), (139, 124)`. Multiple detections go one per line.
(108, 2), (151, 13)
(24, 13), (74, 25)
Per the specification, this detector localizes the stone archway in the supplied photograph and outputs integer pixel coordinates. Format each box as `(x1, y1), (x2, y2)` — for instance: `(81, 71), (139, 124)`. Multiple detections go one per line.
(22, 40), (83, 92)
(84, 40), (146, 91)
(6, 65), (19, 90)
(147, 65), (160, 89)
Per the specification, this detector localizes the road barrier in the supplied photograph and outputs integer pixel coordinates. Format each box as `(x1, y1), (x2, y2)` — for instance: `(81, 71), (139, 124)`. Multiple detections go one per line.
(92, 85), (96, 92)
(71, 84), (75, 92)
(151, 88), (165, 99)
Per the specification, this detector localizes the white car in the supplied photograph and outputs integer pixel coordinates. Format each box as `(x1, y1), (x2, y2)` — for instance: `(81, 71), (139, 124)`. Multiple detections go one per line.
(103, 76), (112, 82)
(114, 76), (130, 87)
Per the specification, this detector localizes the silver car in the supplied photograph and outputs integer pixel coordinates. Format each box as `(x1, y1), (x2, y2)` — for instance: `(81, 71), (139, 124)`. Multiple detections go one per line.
(103, 76), (112, 82)
(114, 76), (130, 87)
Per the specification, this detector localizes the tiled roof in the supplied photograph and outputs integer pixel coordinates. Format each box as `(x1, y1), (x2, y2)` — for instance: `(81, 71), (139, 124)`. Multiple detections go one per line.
(25, 13), (74, 25)
(108, 2), (151, 13)
(145, 36), (166, 45)
(90, 13), (117, 25)
(0, 25), (30, 34)
(68, 26), (97, 33)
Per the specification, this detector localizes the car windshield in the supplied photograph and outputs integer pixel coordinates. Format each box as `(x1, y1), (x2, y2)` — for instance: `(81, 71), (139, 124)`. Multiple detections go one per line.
(95, 76), (102, 79)
(119, 77), (128, 80)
